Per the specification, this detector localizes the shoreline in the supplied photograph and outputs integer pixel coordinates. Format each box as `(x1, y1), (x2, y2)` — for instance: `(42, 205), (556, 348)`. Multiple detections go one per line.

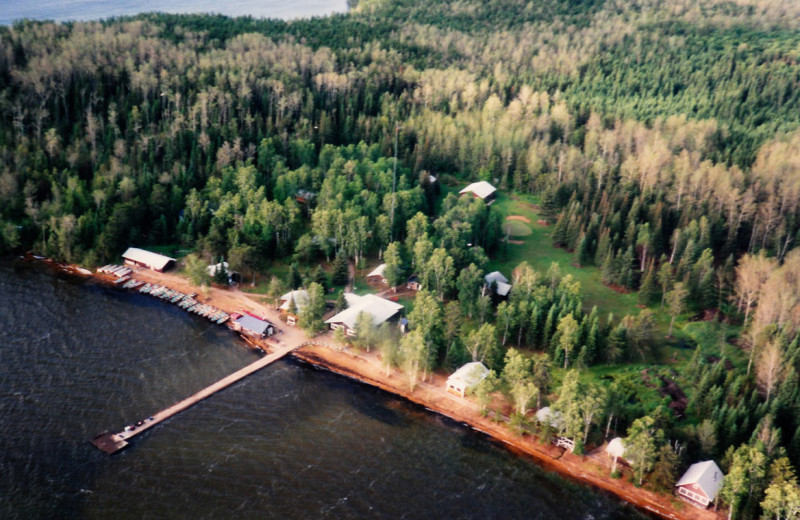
(23, 255), (721, 520)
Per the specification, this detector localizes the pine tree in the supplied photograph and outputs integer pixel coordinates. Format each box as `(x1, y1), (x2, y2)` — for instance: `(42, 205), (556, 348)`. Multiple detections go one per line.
(332, 253), (348, 286)
(552, 212), (569, 247)
(289, 262), (302, 289)
(601, 250), (617, 285)
(638, 264), (657, 307)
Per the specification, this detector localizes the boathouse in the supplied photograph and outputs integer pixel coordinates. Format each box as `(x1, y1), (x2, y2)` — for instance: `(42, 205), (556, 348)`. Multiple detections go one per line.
(675, 460), (724, 509)
(325, 293), (403, 336)
(367, 264), (388, 285)
(459, 181), (497, 203)
(446, 362), (490, 397)
(233, 315), (275, 339)
(122, 247), (175, 272)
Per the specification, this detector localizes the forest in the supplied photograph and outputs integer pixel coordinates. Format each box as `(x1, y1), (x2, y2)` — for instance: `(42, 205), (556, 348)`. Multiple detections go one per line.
(3, 0), (800, 517)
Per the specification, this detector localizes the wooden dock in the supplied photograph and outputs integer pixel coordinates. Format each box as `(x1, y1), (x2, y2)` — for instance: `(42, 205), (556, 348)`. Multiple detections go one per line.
(91, 342), (299, 454)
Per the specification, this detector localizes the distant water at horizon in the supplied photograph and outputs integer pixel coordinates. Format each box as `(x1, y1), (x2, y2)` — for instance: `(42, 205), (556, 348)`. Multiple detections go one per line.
(1, 0), (349, 26)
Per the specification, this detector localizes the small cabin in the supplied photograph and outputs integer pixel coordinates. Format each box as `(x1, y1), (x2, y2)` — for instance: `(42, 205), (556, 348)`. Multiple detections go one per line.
(446, 362), (490, 397)
(484, 271), (512, 297)
(459, 181), (497, 203)
(366, 264), (388, 285)
(406, 275), (421, 291)
(325, 293), (403, 337)
(675, 460), (724, 509)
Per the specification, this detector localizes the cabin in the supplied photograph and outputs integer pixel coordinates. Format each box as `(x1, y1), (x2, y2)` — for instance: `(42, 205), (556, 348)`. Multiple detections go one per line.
(233, 314), (275, 339)
(279, 290), (309, 326)
(366, 264), (388, 285)
(675, 460), (724, 509)
(122, 247), (175, 272)
(484, 271), (512, 297)
(325, 293), (403, 336)
(207, 261), (239, 285)
(459, 181), (497, 203)
(406, 275), (421, 291)
(446, 362), (490, 397)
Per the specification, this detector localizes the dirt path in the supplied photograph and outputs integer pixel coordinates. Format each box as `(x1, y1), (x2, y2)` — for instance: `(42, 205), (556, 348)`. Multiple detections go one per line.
(79, 261), (720, 520)
(345, 260), (355, 293)
(506, 215), (532, 223)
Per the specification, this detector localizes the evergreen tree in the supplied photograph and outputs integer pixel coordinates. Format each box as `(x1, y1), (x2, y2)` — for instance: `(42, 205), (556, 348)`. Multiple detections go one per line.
(289, 262), (302, 290)
(638, 264), (657, 307)
(332, 254), (349, 286)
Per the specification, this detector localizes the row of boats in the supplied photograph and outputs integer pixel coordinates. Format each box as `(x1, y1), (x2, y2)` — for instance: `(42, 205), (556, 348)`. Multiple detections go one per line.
(137, 282), (231, 325)
(98, 264), (229, 325)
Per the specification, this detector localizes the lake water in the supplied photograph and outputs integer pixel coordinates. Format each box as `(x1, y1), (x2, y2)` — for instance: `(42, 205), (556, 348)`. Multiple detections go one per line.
(0, 260), (648, 519)
(0, 0), (349, 25)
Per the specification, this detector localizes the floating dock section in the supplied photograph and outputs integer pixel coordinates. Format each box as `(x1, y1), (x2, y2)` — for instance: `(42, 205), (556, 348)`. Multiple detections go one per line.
(91, 343), (298, 454)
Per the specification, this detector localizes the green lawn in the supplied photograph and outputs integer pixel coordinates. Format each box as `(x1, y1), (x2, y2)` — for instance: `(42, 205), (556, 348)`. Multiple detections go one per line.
(486, 192), (712, 363)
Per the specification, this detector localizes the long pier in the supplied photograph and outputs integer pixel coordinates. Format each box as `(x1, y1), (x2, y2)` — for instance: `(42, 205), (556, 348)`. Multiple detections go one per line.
(92, 343), (299, 454)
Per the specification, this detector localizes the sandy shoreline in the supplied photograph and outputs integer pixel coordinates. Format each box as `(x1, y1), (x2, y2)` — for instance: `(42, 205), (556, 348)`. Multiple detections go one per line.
(30, 256), (722, 520)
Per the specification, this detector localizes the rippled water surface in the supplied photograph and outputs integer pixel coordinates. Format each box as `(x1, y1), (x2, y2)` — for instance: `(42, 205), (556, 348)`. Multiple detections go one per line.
(1, 0), (348, 25)
(0, 261), (647, 519)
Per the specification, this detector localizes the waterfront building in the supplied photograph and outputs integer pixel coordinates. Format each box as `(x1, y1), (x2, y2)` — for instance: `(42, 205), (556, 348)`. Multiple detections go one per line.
(122, 247), (175, 272)
(325, 293), (403, 336)
(446, 362), (490, 397)
(674, 460), (724, 509)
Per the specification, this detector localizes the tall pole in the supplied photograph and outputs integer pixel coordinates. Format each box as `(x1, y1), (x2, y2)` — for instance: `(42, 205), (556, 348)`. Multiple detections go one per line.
(391, 123), (399, 237)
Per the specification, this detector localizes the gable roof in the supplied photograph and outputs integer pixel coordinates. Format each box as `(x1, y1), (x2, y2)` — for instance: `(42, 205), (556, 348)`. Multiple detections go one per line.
(234, 315), (271, 336)
(485, 271), (509, 284)
(675, 460), (724, 501)
(325, 293), (403, 329)
(280, 290), (309, 311)
(122, 247), (175, 270)
(367, 264), (387, 278)
(485, 271), (512, 296)
(447, 362), (490, 389)
(459, 181), (497, 200)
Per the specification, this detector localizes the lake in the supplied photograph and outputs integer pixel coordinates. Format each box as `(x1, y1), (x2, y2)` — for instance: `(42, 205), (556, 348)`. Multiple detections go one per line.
(1, 0), (349, 26)
(0, 260), (648, 519)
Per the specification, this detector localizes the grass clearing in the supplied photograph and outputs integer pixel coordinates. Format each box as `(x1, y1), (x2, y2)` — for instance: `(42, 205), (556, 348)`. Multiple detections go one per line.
(503, 219), (533, 237)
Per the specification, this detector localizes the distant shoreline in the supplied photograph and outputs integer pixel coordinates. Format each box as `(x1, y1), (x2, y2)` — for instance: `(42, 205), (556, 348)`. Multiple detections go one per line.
(23, 254), (720, 520)
(1, 1), (349, 26)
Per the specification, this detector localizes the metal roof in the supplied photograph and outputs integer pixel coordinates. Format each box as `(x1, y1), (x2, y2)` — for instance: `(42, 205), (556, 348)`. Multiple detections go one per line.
(279, 290), (309, 311)
(485, 271), (512, 296)
(675, 460), (724, 501)
(325, 293), (403, 329)
(234, 315), (271, 335)
(122, 247), (175, 270)
(367, 264), (387, 278)
(447, 362), (490, 389)
(459, 181), (497, 200)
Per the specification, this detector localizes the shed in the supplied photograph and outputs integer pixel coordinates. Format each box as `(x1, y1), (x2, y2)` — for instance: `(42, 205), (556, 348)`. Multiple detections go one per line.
(234, 315), (274, 339)
(406, 275), (421, 291)
(366, 263), (388, 285)
(675, 460), (724, 508)
(122, 248), (175, 272)
(446, 362), (490, 397)
(207, 261), (239, 284)
(459, 181), (497, 202)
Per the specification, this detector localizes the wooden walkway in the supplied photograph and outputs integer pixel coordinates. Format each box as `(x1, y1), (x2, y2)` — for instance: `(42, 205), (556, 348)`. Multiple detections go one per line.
(92, 342), (300, 454)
